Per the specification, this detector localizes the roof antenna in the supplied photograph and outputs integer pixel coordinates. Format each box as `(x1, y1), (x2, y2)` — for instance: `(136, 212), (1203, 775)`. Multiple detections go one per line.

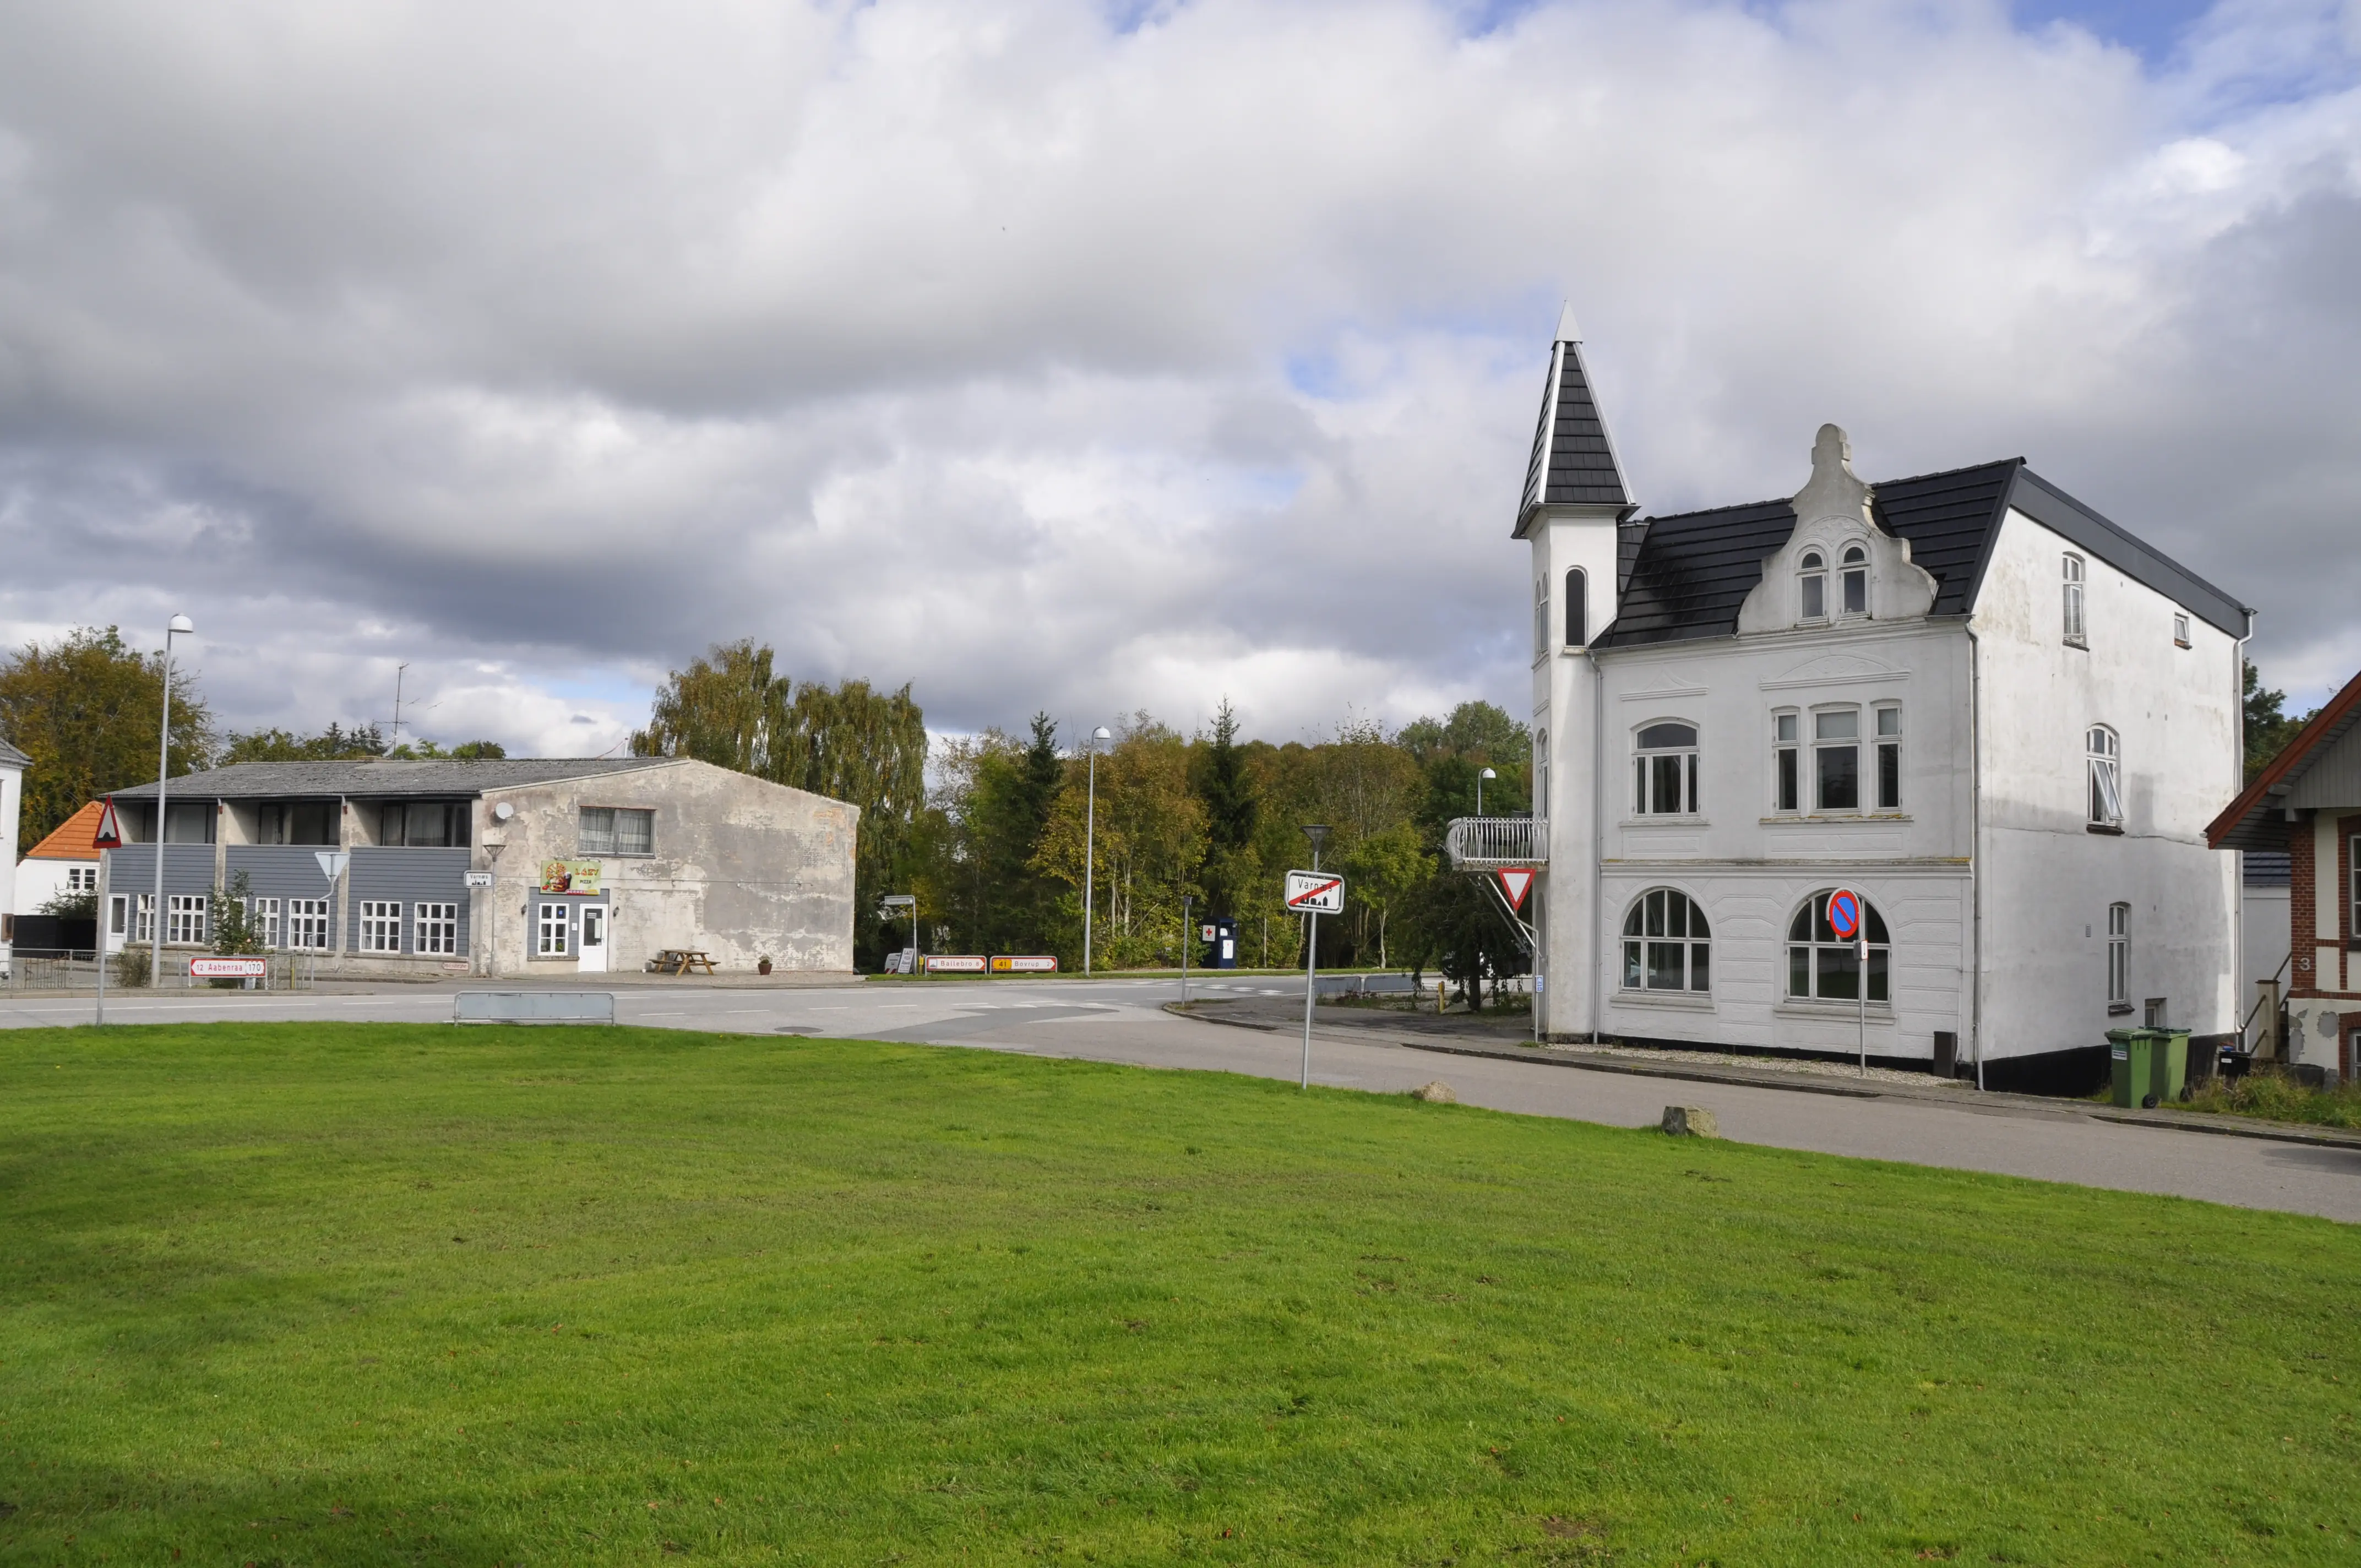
(390, 663), (407, 750)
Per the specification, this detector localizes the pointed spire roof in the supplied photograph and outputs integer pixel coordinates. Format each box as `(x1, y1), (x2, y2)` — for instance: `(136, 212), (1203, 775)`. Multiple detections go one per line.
(1514, 303), (1633, 536)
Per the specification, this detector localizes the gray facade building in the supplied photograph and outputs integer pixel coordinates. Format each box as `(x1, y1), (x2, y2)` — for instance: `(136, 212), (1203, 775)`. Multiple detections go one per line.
(104, 756), (856, 977)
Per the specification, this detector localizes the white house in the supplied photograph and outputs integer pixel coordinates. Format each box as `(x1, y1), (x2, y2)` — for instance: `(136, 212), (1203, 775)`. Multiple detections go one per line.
(1483, 309), (2249, 1089)
(14, 799), (105, 921)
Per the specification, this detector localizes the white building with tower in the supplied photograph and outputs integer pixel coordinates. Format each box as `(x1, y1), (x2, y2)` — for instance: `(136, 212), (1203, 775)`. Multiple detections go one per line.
(1467, 308), (2250, 1088)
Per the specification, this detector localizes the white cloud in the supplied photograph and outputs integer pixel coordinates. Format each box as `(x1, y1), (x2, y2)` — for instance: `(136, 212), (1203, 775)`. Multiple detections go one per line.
(2, 0), (2358, 759)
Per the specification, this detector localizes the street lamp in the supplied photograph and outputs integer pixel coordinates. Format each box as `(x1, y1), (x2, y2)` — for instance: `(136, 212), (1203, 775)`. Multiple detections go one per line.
(1477, 766), (1497, 816)
(1084, 725), (1112, 975)
(151, 613), (194, 989)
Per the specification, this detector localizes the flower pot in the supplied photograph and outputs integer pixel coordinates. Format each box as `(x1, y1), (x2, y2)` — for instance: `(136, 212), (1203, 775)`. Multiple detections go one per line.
(758, 959), (773, 975)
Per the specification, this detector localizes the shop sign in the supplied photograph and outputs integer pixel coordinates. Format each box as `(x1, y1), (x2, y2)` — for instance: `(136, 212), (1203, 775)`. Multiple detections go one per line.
(539, 859), (603, 895)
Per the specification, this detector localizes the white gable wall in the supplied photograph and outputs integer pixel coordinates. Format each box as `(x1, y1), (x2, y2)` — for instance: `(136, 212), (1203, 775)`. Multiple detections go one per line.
(1970, 507), (2241, 1053)
(0, 758), (18, 960)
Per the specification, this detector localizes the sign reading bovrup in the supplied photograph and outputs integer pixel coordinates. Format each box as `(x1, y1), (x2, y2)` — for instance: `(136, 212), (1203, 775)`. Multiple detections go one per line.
(538, 859), (603, 895)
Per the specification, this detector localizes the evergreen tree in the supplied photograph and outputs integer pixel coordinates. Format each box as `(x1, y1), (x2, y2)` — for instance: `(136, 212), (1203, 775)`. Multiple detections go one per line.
(1193, 699), (1260, 920)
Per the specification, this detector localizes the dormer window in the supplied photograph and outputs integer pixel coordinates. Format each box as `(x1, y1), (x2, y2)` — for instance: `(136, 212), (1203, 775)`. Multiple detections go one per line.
(1799, 551), (1826, 620)
(1841, 545), (1868, 614)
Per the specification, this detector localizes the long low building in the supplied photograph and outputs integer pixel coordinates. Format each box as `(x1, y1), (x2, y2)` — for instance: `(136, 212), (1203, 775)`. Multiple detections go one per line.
(103, 756), (856, 977)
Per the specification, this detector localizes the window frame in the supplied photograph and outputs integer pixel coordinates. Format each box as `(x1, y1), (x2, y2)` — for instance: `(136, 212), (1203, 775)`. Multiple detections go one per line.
(2172, 612), (2190, 649)
(578, 805), (656, 858)
(2063, 553), (2087, 645)
(2087, 725), (2124, 829)
(1840, 543), (1868, 616)
(1874, 703), (1902, 811)
(537, 901), (572, 957)
(1786, 890), (1892, 1004)
(1632, 722), (1701, 816)
(1813, 706), (1862, 813)
(166, 894), (207, 946)
(1620, 888), (1712, 994)
(415, 902), (458, 957)
(1798, 549), (1827, 622)
(286, 899), (332, 952)
(2107, 901), (2130, 1008)
(1564, 567), (1586, 648)
(1533, 576), (1549, 661)
(249, 896), (280, 950)
(358, 900), (402, 954)
(1772, 710), (1801, 813)
(1535, 728), (1549, 820)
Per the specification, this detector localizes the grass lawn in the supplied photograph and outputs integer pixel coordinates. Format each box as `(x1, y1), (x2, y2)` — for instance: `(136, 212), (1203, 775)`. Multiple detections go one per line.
(2, 1025), (2355, 1565)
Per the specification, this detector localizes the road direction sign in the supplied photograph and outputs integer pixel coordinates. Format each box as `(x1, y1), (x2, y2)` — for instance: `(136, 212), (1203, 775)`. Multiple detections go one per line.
(924, 954), (987, 973)
(189, 957), (265, 979)
(1284, 870), (1343, 913)
(1495, 867), (1535, 912)
(1826, 886), (1863, 943)
(463, 870), (494, 889)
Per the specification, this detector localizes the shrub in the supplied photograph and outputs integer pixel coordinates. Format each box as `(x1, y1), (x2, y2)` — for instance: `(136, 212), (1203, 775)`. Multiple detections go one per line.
(2184, 1066), (2361, 1130)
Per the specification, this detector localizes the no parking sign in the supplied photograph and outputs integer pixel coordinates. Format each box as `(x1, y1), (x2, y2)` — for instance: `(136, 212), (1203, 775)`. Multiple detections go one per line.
(1826, 886), (1864, 944)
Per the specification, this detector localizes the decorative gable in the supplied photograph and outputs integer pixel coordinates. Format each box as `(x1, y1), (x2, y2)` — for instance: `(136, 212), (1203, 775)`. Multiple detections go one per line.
(1736, 424), (1938, 635)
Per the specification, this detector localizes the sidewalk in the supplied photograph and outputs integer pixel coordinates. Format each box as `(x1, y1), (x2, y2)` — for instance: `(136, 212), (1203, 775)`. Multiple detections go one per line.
(1173, 996), (2361, 1153)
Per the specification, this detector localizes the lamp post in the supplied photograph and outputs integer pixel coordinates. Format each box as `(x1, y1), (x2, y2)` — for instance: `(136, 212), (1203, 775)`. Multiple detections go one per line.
(1299, 823), (1330, 1090)
(482, 838), (505, 979)
(1477, 765), (1497, 816)
(151, 613), (194, 989)
(1083, 725), (1111, 975)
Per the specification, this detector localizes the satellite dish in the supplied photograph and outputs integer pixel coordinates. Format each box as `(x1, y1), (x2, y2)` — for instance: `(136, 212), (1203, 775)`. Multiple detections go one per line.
(493, 801), (515, 821)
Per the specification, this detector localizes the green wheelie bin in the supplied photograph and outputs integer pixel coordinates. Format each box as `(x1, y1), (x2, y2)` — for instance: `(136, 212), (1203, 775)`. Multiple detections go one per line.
(2108, 1027), (2190, 1108)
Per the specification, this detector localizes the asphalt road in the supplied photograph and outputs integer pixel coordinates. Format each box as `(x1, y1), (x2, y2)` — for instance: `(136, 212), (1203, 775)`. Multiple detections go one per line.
(5, 974), (2355, 1223)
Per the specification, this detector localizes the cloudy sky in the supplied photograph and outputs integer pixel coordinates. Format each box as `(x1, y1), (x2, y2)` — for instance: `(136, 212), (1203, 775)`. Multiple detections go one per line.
(2, 0), (2355, 756)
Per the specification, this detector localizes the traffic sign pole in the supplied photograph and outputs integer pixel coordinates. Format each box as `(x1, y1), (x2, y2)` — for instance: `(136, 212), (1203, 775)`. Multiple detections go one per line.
(1826, 887), (1867, 1080)
(1857, 933), (1868, 1079)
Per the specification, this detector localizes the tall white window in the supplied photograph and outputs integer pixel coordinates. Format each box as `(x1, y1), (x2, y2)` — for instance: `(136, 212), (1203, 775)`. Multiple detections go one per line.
(2063, 553), (2086, 643)
(1841, 544), (1868, 614)
(1814, 709), (1859, 811)
(1535, 729), (1549, 819)
(166, 894), (207, 945)
(126, 894), (153, 942)
(286, 899), (331, 951)
(1799, 550), (1826, 620)
(2172, 612), (2190, 648)
(1564, 567), (1586, 647)
(578, 807), (655, 856)
(1874, 705), (1902, 810)
(1788, 890), (1890, 1002)
(2351, 836), (2360, 945)
(1633, 723), (1699, 815)
(1772, 711), (1801, 812)
(537, 902), (571, 956)
(2107, 902), (2130, 1007)
(1621, 889), (1711, 993)
(108, 894), (128, 938)
(359, 901), (402, 953)
(1533, 577), (1549, 659)
(415, 902), (458, 956)
(2087, 725), (2123, 827)
(250, 897), (281, 950)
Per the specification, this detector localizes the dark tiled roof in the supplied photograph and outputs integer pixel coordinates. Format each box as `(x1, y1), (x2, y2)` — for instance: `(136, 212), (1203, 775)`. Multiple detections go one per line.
(0, 731), (28, 768)
(112, 756), (678, 801)
(1517, 339), (1631, 524)
(1593, 459), (2245, 650)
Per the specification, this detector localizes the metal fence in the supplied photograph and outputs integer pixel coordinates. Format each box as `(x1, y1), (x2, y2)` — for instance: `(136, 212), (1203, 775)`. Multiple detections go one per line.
(1443, 816), (1548, 868)
(2, 949), (319, 994)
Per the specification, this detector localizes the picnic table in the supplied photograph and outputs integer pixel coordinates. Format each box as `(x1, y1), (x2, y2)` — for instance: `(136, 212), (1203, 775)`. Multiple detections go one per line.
(652, 949), (716, 976)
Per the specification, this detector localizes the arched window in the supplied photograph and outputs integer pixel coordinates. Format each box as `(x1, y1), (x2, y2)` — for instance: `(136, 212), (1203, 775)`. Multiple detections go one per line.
(1787, 890), (1890, 1001)
(2063, 554), (2086, 643)
(1623, 889), (1711, 992)
(2087, 725), (2122, 827)
(1634, 722), (1699, 815)
(1565, 567), (1587, 647)
(1799, 550), (1826, 620)
(1841, 544), (1868, 614)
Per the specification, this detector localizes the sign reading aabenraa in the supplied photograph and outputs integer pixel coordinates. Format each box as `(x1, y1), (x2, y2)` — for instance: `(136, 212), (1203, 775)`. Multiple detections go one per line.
(189, 957), (265, 979)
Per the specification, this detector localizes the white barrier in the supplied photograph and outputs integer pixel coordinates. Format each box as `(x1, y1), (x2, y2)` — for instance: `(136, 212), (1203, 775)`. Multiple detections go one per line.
(453, 991), (616, 1025)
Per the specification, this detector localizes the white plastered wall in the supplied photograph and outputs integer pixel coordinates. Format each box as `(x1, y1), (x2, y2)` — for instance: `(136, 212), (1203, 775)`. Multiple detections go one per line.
(0, 759), (19, 961)
(1969, 508), (2241, 1055)
(1530, 507), (1623, 1038)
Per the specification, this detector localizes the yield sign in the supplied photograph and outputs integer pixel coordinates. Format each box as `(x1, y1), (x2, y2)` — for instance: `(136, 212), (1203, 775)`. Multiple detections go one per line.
(1495, 867), (1535, 912)
(91, 796), (124, 849)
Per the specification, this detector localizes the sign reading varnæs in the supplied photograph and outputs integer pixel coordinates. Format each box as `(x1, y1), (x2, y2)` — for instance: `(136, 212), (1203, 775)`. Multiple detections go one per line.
(539, 859), (603, 896)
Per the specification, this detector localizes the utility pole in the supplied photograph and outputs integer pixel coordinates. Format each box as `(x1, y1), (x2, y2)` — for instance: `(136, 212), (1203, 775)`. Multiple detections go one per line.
(1083, 725), (1110, 974)
(1299, 824), (1330, 1090)
(151, 614), (194, 989)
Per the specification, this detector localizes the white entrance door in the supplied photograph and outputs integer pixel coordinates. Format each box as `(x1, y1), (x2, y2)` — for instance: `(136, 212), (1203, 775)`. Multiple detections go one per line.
(578, 903), (610, 973)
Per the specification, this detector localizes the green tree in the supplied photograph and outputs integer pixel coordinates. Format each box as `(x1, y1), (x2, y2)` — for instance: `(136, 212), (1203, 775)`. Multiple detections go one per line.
(1035, 716), (1206, 970)
(210, 871), (265, 957)
(0, 626), (213, 847)
(1192, 699), (1260, 922)
(1397, 700), (1528, 766)
(630, 640), (788, 773)
(2243, 660), (2311, 782)
(220, 722), (388, 763)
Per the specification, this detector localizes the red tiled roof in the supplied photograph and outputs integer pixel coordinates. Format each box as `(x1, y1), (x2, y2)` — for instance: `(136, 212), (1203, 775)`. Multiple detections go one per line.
(23, 800), (106, 861)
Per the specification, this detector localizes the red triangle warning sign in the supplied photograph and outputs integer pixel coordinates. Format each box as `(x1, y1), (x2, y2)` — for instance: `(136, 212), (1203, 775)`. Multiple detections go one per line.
(1495, 867), (1535, 912)
(91, 796), (124, 850)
